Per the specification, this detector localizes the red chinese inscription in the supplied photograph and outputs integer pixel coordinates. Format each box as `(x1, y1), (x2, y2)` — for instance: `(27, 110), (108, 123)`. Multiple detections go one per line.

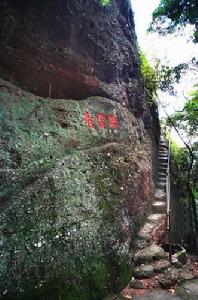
(108, 114), (119, 128)
(96, 113), (106, 129)
(84, 112), (94, 128)
(83, 112), (119, 129)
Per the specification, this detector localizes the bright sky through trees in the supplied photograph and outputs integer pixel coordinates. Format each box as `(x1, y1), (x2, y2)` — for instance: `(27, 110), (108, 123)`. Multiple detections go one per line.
(132, 0), (197, 111)
(132, 0), (198, 145)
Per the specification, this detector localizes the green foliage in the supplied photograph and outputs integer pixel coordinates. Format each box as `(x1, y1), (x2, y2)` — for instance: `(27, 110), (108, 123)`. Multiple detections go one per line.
(140, 52), (158, 104)
(139, 52), (188, 103)
(155, 61), (189, 94)
(100, 0), (110, 6)
(168, 85), (198, 137)
(167, 85), (198, 252)
(149, 0), (198, 42)
(170, 141), (198, 247)
(171, 141), (189, 185)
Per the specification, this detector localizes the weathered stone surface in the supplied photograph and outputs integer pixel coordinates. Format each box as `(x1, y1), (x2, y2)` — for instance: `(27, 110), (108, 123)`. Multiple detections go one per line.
(132, 290), (183, 299)
(152, 259), (171, 273)
(0, 0), (152, 122)
(176, 280), (198, 300)
(134, 265), (154, 279)
(134, 245), (167, 265)
(178, 271), (195, 282)
(0, 0), (161, 298)
(159, 268), (179, 288)
(0, 78), (155, 299)
(130, 279), (144, 289)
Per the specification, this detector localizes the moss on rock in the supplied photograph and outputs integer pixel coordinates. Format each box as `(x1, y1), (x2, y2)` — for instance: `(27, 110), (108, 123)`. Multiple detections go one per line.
(0, 79), (154, 299)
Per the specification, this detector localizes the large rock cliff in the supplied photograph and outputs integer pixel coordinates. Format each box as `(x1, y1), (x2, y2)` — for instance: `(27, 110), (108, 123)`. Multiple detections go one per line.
(0, 0), (149, 119)
(0, 0), (159, 299)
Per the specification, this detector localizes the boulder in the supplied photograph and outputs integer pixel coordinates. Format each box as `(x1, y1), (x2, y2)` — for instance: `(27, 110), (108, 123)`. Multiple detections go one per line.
(0, 78), (155, 299)
(133, 265), (154, 279)
(152, 259), (171, 273)
(130, 279), (144, 289)
(134, 244), (167, 264)
(159, 268), (179, 288)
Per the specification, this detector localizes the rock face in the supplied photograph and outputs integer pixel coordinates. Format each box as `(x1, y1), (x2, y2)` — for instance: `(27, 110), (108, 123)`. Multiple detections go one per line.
(0, 0), (148, 120)
(0, 78), (154, 299)
(0, 0), (159, 299)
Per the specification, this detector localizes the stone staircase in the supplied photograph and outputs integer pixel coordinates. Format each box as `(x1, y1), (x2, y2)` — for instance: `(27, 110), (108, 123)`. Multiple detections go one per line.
(134, 136), (169, 249)
(121, 135), (169, 295)
(105, 135), (197, 300)
(152, 136), (168, 215)
(119, 135), (197, 299)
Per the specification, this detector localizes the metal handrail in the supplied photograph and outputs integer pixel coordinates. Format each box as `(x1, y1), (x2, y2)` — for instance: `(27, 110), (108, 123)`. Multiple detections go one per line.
(166, 137), (171, 228)
(166, 137), (172, 262)
(162, 127), (172, 261)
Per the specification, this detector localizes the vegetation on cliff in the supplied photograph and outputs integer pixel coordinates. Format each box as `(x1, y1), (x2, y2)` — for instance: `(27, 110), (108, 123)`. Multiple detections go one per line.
(149, 0), (198, 42)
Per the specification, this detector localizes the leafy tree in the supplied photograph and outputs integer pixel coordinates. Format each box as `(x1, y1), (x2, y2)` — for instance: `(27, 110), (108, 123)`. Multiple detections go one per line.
(149, 0), (198, 42)
(170, 140), (198, 250)
(169, 85), (198, 138)
(139, 52), (189, 104)
(166, 85), (198, 253)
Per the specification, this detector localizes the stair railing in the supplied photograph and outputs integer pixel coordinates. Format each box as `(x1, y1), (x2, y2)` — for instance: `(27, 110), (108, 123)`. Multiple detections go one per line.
(166, 135), (172, 262)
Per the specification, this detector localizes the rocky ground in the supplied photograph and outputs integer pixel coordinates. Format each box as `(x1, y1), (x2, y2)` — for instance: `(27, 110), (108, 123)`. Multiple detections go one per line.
(121, 255), (198, 299)
(104, 244), (198, 300)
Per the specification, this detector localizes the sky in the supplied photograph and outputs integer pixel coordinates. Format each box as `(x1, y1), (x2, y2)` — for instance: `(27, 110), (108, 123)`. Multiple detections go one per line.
(131, 0), (198, 145)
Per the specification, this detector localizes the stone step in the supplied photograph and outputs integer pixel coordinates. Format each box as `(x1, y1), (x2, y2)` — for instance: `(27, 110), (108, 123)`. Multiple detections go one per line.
(158, 167), (168, 173)
(155, 189), (166, 201)
(159, 157), (168, 163)
(134, 244), (168, 264)
(158, 170), (167, 176)
(159, 163), (168, 168)
(159, 154), (168, 158)
(159, 153), (168, 157)
(158, 167), (167, 172)
(147, 213), (165, 222)
(159, 148), (167, 151)
(159, 160), (168, 164)
(158, 172), (167, 177)
(159, 139), (167, 144)
(158, 177), (166, 182)
(156, 183), (166, 191)
(159, 145), (168, 150)
(152, 201), (166, 213)
(159, 166), (167, 171)
(157, 178), (166, 186)
(151, 259), (171, 273)
(157, 182), (166, 188)
(158, 176), (166, 182)
(135, 214), (165, 249)
(133, 264), (154, 279)
(159, 143), (167, 148)
(159, 151), (168, 156)
(137, 223), (155, 242)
